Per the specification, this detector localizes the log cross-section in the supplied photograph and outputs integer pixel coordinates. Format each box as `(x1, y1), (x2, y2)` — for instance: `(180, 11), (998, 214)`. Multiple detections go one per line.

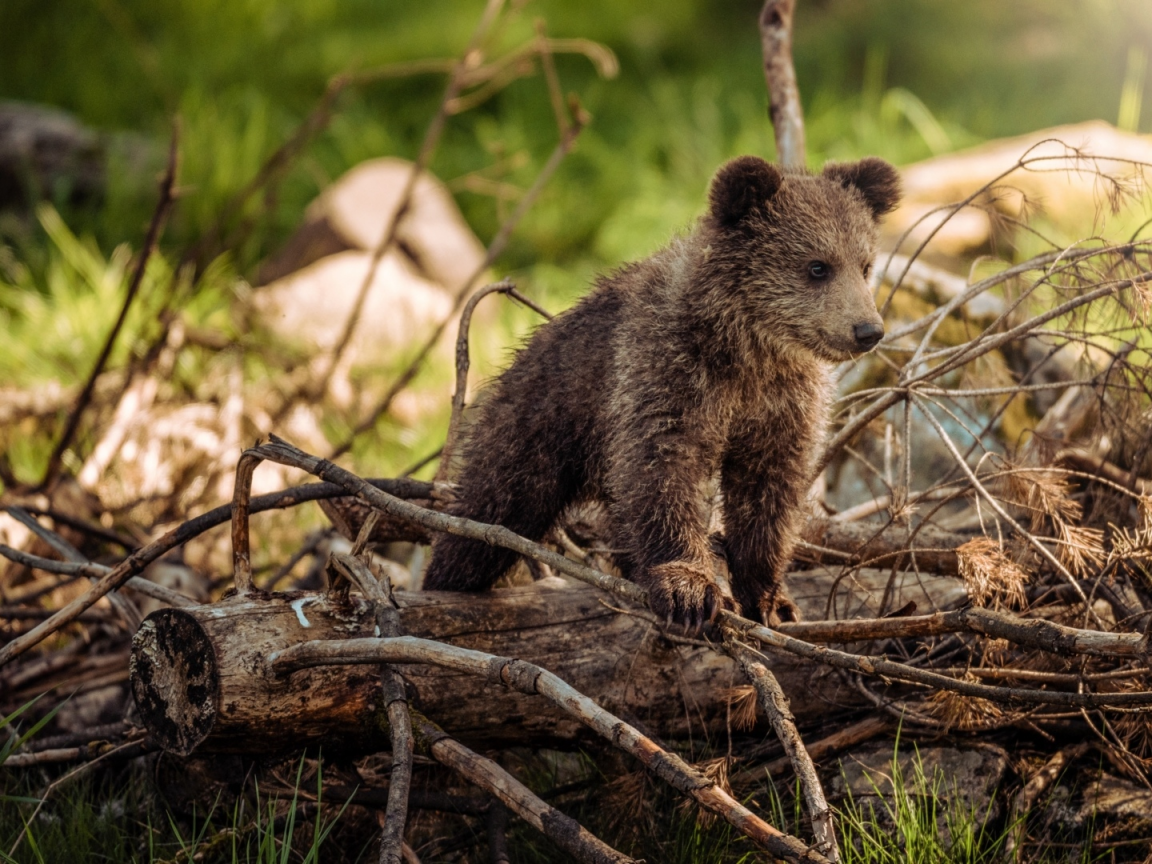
(130, 608), (219, 756)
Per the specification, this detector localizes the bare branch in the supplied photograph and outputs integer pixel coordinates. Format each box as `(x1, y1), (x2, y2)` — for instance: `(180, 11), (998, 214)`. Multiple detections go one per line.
(721, 611), (1152, 708)
(41, 125), (180, 488)
(438, 279), (515, 480)
(272, 636), (829, 863)
(329, 104), (586, 459)
(726, 637), (839, 861)
(0, 476), (429, 665)
(408, 712), (636, 864)
(759, 0), (805, 168)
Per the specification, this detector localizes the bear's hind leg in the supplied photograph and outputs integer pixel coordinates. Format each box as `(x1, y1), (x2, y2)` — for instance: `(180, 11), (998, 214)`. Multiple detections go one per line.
(422, 429), (578, 592)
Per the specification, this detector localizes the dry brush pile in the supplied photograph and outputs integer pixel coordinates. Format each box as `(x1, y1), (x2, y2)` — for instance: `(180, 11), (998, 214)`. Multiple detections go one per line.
(4, 1), (1152, 862)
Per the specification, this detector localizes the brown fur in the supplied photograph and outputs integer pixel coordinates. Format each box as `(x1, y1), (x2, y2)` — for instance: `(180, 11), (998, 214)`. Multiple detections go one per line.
(423, 155), (901, 626)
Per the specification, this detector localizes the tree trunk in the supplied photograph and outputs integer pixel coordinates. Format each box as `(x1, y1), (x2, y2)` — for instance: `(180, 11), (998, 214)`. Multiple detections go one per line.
(130, 567), (965, 756)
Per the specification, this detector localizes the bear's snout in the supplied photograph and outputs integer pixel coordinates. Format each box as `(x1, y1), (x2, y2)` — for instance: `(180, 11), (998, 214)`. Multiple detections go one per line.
(852, 321), (884, 351)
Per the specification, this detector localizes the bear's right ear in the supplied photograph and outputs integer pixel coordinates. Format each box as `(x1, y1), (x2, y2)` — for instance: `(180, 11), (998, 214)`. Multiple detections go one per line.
(709, 156), (783, 227)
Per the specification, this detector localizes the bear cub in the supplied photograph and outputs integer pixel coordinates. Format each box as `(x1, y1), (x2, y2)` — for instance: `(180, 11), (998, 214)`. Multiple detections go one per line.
(423, 155), (901, 627)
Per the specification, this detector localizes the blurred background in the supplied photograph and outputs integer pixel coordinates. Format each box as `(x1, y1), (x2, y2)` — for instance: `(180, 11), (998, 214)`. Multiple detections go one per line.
(4, 7), (1152, 859)
(1, 0), (1151, 526)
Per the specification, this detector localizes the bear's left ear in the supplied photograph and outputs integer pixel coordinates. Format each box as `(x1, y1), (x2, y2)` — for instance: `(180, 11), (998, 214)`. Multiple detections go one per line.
(709, 156), (784, 227)
(823, 157), (902, 220)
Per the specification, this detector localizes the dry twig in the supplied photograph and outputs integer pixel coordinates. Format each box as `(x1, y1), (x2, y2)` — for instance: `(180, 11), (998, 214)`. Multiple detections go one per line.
(1004, 742), (1091, 860)
(408, 712), (636, 864)
(41, 127), (180, 488)
(725, 636), (839, 861)
(271, 636), (829, 863)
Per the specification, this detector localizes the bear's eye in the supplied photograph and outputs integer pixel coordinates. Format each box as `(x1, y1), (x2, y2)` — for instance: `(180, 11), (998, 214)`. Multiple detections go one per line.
(807, 261), (831, 280)
(862, 263), (872, 279)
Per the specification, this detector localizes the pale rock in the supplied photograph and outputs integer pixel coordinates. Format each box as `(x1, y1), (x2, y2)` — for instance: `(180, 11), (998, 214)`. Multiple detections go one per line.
(890, 121), (1152, 255)
(258, 156), (487, 293)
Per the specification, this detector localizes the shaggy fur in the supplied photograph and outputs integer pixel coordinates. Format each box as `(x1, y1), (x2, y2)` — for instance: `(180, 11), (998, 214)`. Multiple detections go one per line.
(423, 155), (901, 626)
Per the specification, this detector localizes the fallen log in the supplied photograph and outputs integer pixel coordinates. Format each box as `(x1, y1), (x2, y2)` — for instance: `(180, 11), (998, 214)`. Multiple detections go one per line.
(129, 567), (966, 755)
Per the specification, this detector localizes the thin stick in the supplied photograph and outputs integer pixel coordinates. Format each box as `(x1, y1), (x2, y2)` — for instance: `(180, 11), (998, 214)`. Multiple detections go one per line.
(911, 394), (1099, 619)
(3, 506), (84, 562)
(41, 126), (180, 488)
(759, 0), (805, 168)
(408, 712), (636, 864)
(1004, 742), (1090, 861)
(265, 529), (329, 590)
(310, 0), (509, 405)
(774, 606), (1144, 655)
(18, 506), (138, 551)
(726, 637), (839, 861)
(487, 798), (511, 864)
(3, 507), (142, 629)
(535, 20), (570, 135)
(758, 715), (889, 777)
(435, 280), (553, 481)
(272, 637), (828, 863)
(438, 279), (515, 480)
(329, 112), (585, 459)
(329, 550), (415, 864)
(0, 545), (194, 610)
(720, 611), (1152, 708)
(230, 450), (261, 594)
(0, 477), (429, 666)
(187, 77), (348, 270)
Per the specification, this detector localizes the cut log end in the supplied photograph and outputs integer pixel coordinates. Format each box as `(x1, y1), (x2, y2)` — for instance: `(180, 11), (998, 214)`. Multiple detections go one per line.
(130, 609), (219, 756)
(130, 593), (391, 757)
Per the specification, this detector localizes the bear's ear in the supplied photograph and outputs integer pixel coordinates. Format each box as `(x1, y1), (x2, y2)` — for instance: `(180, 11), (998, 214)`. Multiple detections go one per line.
(822, 157), (902, 219)
(709, 156), (784, 227)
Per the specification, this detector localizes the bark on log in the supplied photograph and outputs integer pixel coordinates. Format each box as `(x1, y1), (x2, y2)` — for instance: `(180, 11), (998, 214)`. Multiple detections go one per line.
(130, 567), (965, 756)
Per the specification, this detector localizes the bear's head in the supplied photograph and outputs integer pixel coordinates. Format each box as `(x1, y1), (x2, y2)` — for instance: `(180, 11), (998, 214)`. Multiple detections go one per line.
(705, 154), (901, 362)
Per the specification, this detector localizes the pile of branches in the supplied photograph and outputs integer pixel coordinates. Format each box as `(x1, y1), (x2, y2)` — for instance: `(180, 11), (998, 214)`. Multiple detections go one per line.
(4, 0), (1152, 862)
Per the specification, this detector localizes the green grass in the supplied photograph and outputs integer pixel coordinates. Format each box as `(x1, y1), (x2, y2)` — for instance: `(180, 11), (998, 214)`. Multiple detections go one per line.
(1, 751), (355, 864)
(4, 737), (1107, 864)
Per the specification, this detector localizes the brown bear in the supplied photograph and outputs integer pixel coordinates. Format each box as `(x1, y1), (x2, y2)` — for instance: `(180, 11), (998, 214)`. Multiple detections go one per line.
(423, 155), (900, 627)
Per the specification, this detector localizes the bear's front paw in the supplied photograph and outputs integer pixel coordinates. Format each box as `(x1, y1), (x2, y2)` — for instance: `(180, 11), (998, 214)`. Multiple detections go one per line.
(646, 561), (736, 631)
(754, 585), (802, 627)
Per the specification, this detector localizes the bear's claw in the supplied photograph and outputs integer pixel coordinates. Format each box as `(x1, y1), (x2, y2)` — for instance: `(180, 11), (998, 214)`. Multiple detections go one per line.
(646, 560), (737, 632)
(756, 585), (802, 627)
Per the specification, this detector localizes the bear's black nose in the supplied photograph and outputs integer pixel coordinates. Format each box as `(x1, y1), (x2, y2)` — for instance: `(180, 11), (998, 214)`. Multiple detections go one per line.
(853, 322), (884, 351)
